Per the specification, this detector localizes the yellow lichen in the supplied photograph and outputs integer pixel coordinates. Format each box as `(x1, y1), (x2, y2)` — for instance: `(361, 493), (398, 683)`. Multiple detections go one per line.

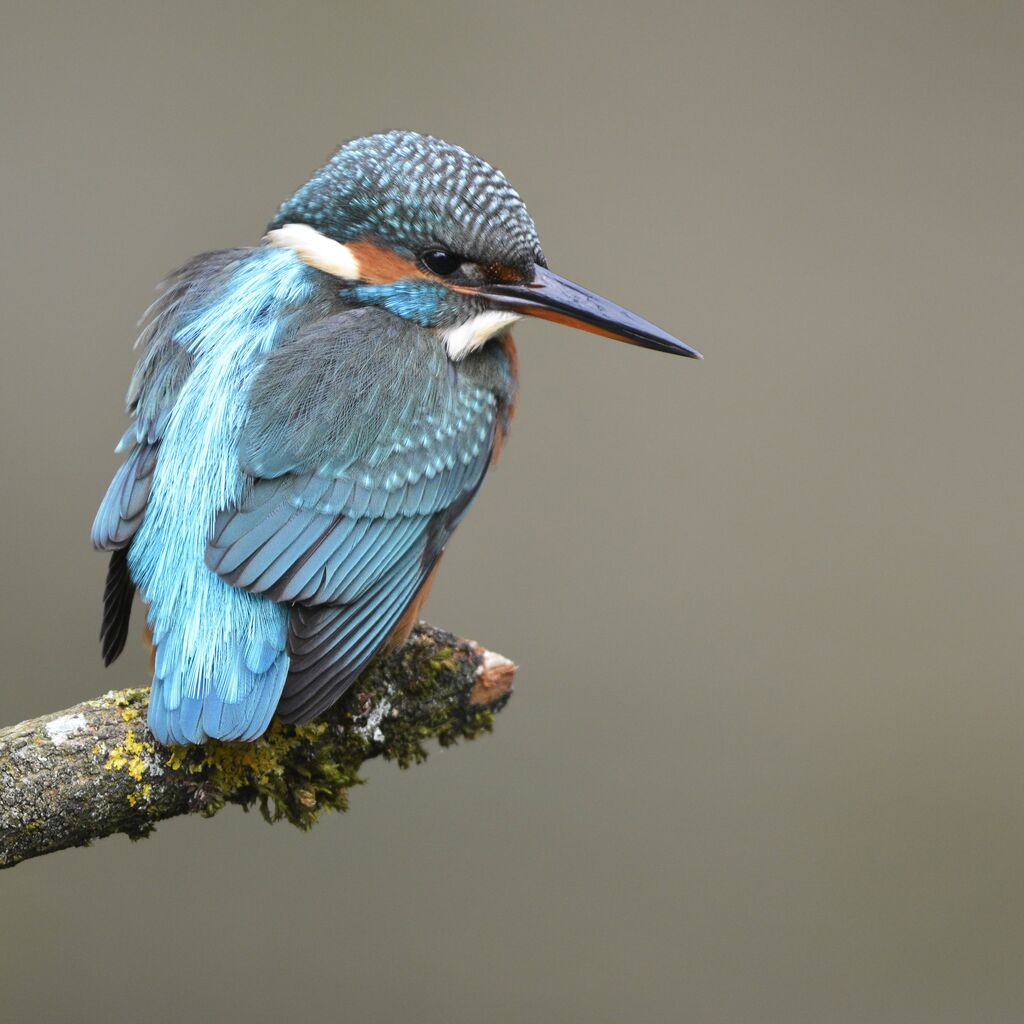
(126, 782), (153, 808)
(197, 720), (307, 793)
(92, 629), (506, 831)
(104, 729), (155, 782)
(91, 687), (148, 710)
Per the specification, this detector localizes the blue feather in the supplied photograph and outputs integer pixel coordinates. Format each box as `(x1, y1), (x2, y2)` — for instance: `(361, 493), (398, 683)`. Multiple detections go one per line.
(128, 247), (311, 744)
(347, 281), (447, 327)
(95, 213), (518, 743)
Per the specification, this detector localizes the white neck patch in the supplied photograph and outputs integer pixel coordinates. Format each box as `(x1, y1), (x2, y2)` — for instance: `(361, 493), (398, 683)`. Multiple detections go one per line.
(264, 223), (361, 280)
(441, 310), (521, 360)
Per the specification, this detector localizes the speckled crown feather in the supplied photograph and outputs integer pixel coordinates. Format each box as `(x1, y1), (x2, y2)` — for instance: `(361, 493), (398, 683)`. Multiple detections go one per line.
(270, 131), (544, 272)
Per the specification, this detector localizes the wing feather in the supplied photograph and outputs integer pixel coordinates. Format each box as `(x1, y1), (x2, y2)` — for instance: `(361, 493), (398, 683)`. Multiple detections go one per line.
(207, 308), (501, 720)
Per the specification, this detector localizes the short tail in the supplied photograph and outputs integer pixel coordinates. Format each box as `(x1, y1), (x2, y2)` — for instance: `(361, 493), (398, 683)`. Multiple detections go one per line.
(145, 593), (290, 745)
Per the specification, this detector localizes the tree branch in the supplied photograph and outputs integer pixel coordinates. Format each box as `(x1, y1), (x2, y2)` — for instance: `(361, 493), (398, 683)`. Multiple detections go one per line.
(0, 624), (515, 870)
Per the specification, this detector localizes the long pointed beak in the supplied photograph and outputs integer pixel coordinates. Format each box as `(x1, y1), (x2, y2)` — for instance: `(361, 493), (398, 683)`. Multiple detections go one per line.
(478, 265), (702, 359)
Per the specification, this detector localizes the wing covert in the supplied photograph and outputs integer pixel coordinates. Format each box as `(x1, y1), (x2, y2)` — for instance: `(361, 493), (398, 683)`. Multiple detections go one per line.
(206, 307), (502, 721)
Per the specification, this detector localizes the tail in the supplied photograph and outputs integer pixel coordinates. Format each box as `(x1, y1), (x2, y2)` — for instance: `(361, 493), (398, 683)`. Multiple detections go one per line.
(145, 586), (290, 745)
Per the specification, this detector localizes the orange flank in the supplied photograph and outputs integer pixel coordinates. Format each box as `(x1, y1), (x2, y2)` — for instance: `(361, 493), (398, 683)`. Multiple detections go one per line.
(386, 555), (444, 650)
(490, 335), (519, 464)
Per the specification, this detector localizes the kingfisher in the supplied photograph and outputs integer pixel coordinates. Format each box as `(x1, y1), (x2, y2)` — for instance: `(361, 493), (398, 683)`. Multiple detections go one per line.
(92, 131), (700, 745)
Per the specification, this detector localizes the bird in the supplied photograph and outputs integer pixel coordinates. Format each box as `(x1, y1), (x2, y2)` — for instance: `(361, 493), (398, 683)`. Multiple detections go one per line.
(92, 130), (701, 746)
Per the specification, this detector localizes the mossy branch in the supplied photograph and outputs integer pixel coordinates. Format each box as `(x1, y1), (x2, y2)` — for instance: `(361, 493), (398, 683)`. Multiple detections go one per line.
(0, 624), (515, 870)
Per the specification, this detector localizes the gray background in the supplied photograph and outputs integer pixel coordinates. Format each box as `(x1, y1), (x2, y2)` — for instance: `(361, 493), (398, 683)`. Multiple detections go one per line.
(2, 2), (1022, 1021)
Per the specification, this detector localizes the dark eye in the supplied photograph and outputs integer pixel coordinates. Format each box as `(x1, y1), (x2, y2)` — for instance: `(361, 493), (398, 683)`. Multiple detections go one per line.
(421, 249), (463, 276)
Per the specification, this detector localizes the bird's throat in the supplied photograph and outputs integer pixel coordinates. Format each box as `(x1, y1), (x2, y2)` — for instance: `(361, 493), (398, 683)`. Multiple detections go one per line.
(440, 310), (521, 361)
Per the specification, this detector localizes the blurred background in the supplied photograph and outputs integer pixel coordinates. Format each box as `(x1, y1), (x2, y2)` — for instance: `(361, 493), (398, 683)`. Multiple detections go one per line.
(2, 2), (1022, 1021)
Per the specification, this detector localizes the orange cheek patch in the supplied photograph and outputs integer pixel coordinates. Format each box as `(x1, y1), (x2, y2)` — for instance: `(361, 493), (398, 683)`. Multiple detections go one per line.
(346, 240), (426, 284)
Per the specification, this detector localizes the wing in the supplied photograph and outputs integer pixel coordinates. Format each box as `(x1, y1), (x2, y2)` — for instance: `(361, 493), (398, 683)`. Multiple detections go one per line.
(91, 249), (251, 663)
(205, 308), (499, 722)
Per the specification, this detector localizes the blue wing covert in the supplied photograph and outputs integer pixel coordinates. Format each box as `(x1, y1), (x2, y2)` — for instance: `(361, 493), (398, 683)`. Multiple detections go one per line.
(206, 306), (506, 722)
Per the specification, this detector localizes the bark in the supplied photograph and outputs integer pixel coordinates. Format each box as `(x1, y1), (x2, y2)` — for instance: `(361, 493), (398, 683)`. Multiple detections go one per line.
(0, 624), (515, 869)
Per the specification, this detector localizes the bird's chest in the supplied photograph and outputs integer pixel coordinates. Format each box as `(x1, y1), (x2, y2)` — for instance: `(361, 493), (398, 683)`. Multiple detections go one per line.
(457, 334), (519, 452)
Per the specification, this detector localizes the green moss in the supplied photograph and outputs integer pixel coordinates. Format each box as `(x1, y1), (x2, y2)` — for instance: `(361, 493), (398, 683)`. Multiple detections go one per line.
(356, 641), (498, 769)
(166, 718), (365, 830)
(156, 635), (501, 830)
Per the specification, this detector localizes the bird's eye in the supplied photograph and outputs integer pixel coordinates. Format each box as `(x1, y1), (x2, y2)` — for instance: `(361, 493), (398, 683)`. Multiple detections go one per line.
(421, 249), (463, 276)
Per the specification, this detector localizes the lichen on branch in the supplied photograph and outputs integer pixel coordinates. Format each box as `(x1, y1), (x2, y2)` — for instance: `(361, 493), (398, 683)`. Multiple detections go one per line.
(0, 624), (515, 869)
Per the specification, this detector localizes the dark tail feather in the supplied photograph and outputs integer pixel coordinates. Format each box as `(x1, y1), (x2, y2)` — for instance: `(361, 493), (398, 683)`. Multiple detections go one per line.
(101, 548), (136, 666)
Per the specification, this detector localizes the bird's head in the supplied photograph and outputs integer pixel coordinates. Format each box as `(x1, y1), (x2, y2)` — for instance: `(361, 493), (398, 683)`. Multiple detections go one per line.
(267, 131), (700, 361)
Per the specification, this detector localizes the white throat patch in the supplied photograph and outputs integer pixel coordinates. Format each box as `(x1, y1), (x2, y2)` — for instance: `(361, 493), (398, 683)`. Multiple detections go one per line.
(441, 310), (521, 360)
(264, 223), (361, 280)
